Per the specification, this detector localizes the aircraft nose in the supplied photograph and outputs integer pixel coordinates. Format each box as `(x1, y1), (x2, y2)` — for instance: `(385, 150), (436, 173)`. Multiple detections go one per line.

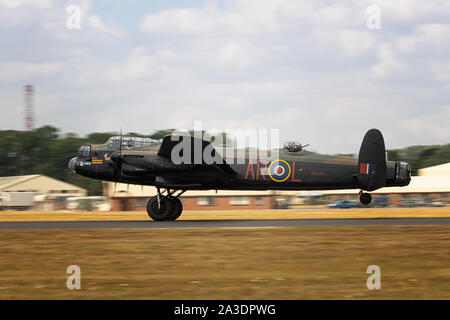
(68, 157), (77, 173)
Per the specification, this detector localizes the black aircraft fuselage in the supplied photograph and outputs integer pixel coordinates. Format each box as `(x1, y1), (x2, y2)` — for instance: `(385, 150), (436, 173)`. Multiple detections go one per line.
(69, 129), (411, 220)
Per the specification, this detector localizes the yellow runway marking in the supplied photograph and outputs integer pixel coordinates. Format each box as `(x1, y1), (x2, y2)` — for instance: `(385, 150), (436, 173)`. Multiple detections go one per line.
(0, 207), (448, 222)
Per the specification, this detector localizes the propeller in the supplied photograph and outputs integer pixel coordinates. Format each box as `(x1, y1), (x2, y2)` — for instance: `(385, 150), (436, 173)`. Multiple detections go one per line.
(111, 128), (123, 184)
(119, 127), (122, 155)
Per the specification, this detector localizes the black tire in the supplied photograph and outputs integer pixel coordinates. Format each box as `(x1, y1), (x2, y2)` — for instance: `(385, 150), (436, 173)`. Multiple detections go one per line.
(146, 197), (174, 221)
(168, 198), (183, 220)
(360, 193), (372, 205)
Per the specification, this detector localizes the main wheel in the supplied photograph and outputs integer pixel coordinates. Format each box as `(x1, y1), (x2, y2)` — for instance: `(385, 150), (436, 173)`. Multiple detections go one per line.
(146, 196), (174, 221)
(168, 198), (183, 220)
(360, 192), (372, 205)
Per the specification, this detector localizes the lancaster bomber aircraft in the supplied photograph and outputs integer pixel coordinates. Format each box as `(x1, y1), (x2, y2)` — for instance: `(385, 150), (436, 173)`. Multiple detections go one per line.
(69, 129), (411, 221)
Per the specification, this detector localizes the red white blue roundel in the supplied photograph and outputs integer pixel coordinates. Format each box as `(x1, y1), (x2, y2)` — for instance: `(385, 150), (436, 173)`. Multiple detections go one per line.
(268, 159), (291, 182)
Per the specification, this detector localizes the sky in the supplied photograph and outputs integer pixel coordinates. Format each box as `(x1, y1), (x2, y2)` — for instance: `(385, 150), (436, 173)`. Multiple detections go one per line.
(0, 0), (449, 154)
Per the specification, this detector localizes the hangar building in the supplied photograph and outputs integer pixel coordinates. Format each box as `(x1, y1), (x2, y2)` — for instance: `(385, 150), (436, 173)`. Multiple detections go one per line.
(0, 174), (88, 210)
(0, 174), (86, 197)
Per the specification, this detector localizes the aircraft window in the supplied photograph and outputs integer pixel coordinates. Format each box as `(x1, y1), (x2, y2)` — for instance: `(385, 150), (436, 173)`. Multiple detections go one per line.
(77, 145), (91, 158)
(105, 136), (160, 150)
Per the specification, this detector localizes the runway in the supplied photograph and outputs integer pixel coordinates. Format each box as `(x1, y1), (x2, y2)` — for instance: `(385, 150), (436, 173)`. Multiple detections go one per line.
(0, 217), (449, 230)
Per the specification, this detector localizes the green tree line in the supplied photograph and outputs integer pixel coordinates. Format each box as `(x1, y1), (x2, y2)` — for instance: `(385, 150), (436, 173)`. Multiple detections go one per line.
(0, 125), (448, 195)
(387, 144), (450, 176)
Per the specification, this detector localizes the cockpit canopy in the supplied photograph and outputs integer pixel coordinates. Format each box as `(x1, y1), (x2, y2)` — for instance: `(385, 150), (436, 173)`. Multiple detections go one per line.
(105, 136), (160, 151)
(77, 145), (91, 158)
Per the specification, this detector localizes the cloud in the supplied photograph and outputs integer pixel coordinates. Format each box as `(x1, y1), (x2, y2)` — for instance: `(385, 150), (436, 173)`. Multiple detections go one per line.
(400, 106), (450, 143)
(0, 61), (64, 82)
(376, 0), (450, 22)
(0, 0), (53, 8)
(397, 23), (450, 54)
(88, 14), (125, 38)
(0, 0), (449, 153)
(139, 2), (282, 37)
(370, 43), (405, 79)
(431, 60), (450, 86)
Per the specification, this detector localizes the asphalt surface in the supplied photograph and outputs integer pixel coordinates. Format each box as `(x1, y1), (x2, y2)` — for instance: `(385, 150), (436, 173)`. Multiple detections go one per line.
(0, 217), (449, 230)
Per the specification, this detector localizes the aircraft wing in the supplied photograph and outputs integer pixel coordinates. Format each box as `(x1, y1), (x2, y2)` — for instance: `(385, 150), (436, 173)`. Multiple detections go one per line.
(157, 135), (236, 174)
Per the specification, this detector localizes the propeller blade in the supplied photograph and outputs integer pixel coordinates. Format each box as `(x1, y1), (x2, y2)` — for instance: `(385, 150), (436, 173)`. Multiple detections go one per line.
(114, 127), (123, 182)
(119, 127), (123, 155)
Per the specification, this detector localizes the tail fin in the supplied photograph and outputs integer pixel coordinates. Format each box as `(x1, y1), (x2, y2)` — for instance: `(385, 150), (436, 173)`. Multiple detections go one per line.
(357, 129), (386, 191)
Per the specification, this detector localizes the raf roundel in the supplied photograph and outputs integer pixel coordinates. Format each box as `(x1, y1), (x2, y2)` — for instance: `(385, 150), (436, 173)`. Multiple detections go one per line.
(268, 159), (291, 182)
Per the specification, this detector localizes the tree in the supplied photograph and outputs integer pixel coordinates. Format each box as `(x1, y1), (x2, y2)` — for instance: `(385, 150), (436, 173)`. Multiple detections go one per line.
(148, 129), (175, 140)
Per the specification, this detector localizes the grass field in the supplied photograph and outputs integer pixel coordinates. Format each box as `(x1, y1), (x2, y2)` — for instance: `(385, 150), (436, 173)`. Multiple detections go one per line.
(0, 207), (449, 221)
(0, 225), (449, 299)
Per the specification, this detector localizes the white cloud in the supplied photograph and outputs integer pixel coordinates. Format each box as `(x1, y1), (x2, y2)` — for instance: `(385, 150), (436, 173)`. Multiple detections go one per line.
(140, 6), (279, 37)
(0, 62), (64, 82)
(313, 29), (377, 58)
(400, 106), (450, 143)
(370, 43), (405, 79)
(0, 0), (449, 153)
(88, 14), (125, 38)
(215, 41), (264, 68)
(0, 0), (53, 8)
(397, 24), (450, 53)
(431, 60), (450, 86)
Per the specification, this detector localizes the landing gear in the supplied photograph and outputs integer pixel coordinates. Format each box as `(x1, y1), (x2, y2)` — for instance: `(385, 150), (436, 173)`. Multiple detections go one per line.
(168, 197), (183, 220)
(146, 189), (185, 221)
(147, 197), (174, 221)
(359, 192), (372, 205)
